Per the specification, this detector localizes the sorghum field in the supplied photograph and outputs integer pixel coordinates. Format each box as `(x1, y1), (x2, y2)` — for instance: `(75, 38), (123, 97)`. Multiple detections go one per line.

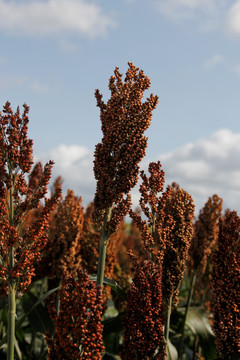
(0, 63), (239, 360)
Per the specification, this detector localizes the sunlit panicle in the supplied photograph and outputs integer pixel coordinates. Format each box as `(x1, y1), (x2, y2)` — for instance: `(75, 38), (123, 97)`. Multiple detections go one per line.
(93, 62), (159, 236)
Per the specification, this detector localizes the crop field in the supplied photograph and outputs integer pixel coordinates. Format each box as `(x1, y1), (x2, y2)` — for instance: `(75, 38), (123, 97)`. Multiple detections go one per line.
(0, 63), (239, 360)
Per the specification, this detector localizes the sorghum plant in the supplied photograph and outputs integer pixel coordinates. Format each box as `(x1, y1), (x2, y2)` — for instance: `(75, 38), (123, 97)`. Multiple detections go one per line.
(122, 253), (165, 360)
(128, 162), (169, 351)
(112, 214), (144, 312)
(131, 166), (195, 307)
(190, 194), (222, 274)
(0, 102), (61, 360)
(130, 161), (170, 261)
(37, 189), (84, 281)
(178, 195), (222, 359)
(130, 163), (195, 355)
(162, 182), (195, 308)
(187, 194), (222, 309)
(35, 189), (84, 319)
(45, 270), (104, 360)
(93, 62), (158, 288)
(80, 203), (100, 274)
(162, 183), (194, 358)
(211, 210), (240, 359)
(80, 203), (121, 308)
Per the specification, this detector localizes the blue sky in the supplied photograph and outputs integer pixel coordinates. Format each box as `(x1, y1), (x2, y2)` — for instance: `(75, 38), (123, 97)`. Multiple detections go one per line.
(0, 0), (240, 214)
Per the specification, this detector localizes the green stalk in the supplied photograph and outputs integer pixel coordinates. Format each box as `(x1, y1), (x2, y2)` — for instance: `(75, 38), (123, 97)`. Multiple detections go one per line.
(96, 209), (110, 291)
(96, 242), (108, 291)
(7, 287), (16, 360)
(7, 176), (16, 360)
(164, 294), (173, 357)
(178, 270), (197, 360)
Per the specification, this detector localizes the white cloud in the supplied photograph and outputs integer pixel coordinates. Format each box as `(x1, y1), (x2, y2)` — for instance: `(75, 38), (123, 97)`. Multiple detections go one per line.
(0, 0), (115, 38)
(152, 0), (231, 33)
(31, 80), (51, 94)
(154, 0), (218, 21)
(40, 129), (240, 216)
(0, 74), (51, 93)
(226, 0), (240, 37)
(234, 64), (240, 77)
(156, 129), (240, 215)
(40, 144), (96, 206)
(203, 54), (224, 68)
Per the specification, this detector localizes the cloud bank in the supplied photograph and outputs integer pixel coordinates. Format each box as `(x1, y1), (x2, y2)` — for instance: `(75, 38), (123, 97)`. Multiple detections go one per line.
(41, 129), (240, 216)
(152, 0), (240, 35)
(0, 0), (115, 38)
(40, 144), (96, 205)
(157, 129), (240, 214)
(153, 0), (220, 21)
(226, 0), (240, 37)
(203, 54), (224, 69)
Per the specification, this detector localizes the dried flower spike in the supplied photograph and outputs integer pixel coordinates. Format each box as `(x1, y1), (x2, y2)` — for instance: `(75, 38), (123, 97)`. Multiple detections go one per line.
(93, 63), (158, 289)
(122, 254), (165, 360)
(93, 62), (158, 235)
(211, 210), (240, 359)
(46, 270), (104, 360)
(0, 101), (61, 360)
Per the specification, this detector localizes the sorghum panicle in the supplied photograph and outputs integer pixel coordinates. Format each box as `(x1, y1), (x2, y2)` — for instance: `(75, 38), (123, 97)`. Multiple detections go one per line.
(37, 189), (84, 280)
(93, 62), (158, 236)
(130, 162), (173, 261)
(211, 210), (240, 359)
(46, 270), (104, 360)
(122, 253), (165, 360)
(162, 183), (195, 306)
(79, 203), (100, 274)
(189, 194), (222, 273)
(0, 102), (61, 294)
(139, 161), (165, 220)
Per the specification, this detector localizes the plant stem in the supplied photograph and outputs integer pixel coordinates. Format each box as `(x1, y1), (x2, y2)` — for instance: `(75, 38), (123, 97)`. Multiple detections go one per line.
(178, 269), (197, 360)
(97, 242), (108, 291)
(164, 294), (173, 356)
(7, 174), (16, 360)
(7, 286), (16, 360)
(96, 209), (110, 291)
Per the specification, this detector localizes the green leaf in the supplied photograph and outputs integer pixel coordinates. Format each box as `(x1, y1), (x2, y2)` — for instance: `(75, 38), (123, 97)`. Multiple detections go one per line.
(19, 291), (54, 335)
(90, 275), (127, 299)
(0, 335), (7, 348)
(166, 340), (178, 360)
(14, 337), (22, 360)
(16, 287), (59, 328)
(185, 307), (216, 360)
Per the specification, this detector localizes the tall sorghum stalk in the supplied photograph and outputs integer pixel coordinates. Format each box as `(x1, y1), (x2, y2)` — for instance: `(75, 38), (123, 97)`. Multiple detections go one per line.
(211, 210), (240, 359)
(125, 163), (164, 357)
(96, 208), (111, 289)
(130, 171), (194, 357)
(93, 63), (158, 290)
(164, 294), (172, 348)
(122, 162), (167, 359)
(7, 173), (16, 360)
(178, 194), (222, 358)
(160, 182), (194, 357)
(0, 102), (60, 359)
